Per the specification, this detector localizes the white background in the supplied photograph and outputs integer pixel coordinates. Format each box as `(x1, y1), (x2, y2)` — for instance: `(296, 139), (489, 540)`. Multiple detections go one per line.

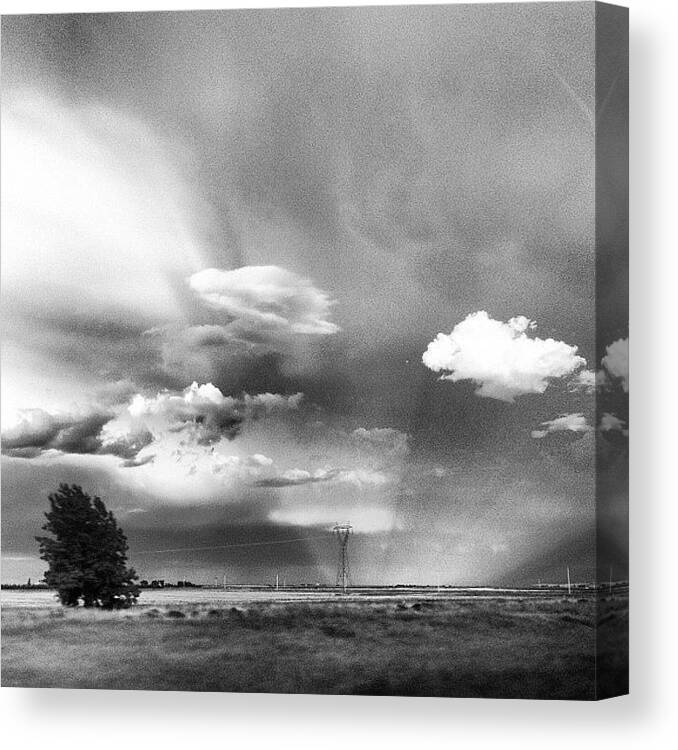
(0, 0), (675, 747)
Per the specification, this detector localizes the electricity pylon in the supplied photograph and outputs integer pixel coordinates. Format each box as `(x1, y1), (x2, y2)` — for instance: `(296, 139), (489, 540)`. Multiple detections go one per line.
(333, 523), (352, 594)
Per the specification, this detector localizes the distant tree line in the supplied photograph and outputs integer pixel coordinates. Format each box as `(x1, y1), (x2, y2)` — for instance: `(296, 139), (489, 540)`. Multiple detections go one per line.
(138, 580), (201, 588)
(1, 582), (51, 590)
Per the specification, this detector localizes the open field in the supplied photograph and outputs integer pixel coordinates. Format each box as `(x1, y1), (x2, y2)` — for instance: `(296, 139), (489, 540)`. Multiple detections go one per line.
(1, 589), (628, 699)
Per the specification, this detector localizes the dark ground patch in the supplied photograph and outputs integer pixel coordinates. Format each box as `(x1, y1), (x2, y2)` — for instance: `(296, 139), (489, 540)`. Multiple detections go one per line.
(1, 596), (628, 699)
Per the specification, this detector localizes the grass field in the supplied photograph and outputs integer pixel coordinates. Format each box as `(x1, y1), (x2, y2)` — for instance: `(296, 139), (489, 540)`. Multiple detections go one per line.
(1, 592), (628, 699)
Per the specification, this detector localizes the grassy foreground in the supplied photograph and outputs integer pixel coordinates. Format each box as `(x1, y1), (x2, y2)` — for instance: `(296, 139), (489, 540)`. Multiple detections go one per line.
(1, 596), (628, 699)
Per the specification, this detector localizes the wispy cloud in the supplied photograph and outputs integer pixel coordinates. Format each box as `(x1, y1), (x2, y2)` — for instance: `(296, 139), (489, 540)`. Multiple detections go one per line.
(1, 93), (208, 323)
(255, 468), (338, 488)
(531, 413), (592, 439)
(255, 467), (389, 489)
(189, 266), (340, 338)
(268, 506), (401, 534)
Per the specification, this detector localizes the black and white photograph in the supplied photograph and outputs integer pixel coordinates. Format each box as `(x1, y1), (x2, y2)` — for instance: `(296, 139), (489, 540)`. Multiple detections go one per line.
(1, 1), (628, 700)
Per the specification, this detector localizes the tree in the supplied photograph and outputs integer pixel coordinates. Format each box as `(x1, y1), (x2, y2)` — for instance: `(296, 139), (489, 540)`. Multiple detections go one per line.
(36, 484), (139, 608)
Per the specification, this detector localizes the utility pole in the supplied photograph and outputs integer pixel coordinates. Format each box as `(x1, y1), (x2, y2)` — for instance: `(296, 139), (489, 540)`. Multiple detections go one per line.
(567, 566), (572, 596)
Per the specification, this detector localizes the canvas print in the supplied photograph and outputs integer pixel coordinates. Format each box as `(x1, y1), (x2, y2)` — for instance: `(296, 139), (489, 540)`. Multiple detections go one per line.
(1, 2), (628, 699)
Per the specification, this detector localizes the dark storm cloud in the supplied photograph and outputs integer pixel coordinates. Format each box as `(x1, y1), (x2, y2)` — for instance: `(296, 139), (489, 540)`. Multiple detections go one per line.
(0, 453), (326, 584)
(1, 454), (148, 553)
(1, 4), (628, 584)
(1, 406), (154, 460)
(2, 5), (600, 412)
(1, 384), (304, 461)
(2, 5), (598, 320)
(2, 407), (112, 452)
(125, 519), (327, 584)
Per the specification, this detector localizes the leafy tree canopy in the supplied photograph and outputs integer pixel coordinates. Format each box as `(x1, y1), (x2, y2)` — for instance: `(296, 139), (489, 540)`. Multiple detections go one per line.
(36, 484), (139, 608)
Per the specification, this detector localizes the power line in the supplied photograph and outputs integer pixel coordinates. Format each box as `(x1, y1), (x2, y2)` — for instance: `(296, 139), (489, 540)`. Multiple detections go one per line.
(133, 534), (329, 556)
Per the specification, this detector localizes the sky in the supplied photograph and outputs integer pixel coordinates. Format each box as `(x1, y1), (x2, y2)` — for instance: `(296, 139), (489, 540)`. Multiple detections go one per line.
(0, 3), (628, 586)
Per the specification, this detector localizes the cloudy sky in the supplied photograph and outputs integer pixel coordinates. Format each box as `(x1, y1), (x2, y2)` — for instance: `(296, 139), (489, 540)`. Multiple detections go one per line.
(1, 4), (628, 586)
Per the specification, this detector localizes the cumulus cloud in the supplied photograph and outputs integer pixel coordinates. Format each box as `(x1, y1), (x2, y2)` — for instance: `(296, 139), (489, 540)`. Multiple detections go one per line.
(601, 337), (629, 392)
(140, 414), (408, 510)
(98, 428), (156, 461)
(531, 413), (593, 439)
(107, 381), (303, 447)
(188, 266), (340, 337)
(2, 382), (303, 465)
(131, 415), (405, 504)
(422, 311), (587, 402)
(568, 369), (598, 393)
(600, 412), (628, 437)
(2, 377), (408, 533)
